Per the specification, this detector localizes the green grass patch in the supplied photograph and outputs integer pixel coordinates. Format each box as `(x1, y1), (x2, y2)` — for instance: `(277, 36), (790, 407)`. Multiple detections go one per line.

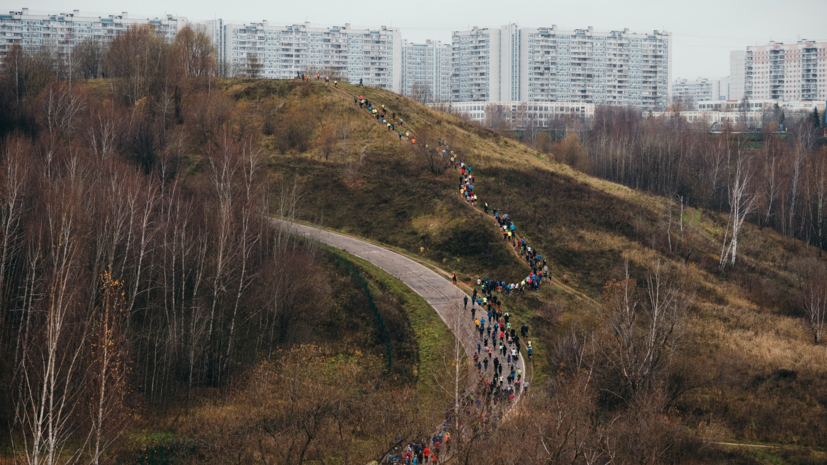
(747, 449), (789, 465)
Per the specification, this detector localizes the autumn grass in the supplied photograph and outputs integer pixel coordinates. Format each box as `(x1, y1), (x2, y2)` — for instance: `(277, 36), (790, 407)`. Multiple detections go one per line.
(341, 251), (455, 409)
(233, 80), (827, 454)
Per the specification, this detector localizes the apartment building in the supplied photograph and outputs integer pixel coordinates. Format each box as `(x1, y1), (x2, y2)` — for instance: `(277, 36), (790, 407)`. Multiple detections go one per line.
(730, 40), (827, 102)
(450, 26), (501, 102)
(401, 39), (451, 102)
(711, 76), (730, 101)
(652, 99), (824, 128)
(208, 21), (401, 91)
(0, 8), (187, 59)
(672, 77), (714, 108)
(449, 24), (671, 111)
(0, 9), (402, 91)
(521, 26), (670, 110)
(433, 100), (595, 128)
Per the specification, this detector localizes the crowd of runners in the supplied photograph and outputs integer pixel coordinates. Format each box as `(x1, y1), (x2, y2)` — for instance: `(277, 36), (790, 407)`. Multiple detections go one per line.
(347, 87), (557, 464)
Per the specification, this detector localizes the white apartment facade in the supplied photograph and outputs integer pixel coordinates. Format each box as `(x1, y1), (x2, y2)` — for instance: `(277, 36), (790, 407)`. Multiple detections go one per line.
(0, 9), (402, 92)
(209, 21), (401, 91)
(730, 40), (827, 102)
(710, 76), (730, 101)
(672, 77), (713, 108)
(729, 50), (746, 100)
(520, 26), (671, 110)
(652, 100), (825, 127)
(401, 39), (451, 102)
(450, 26), (501, 102)
(0, 8), (187, 60)
(449, 24), (671, 111)
(432, 100), (595, 128)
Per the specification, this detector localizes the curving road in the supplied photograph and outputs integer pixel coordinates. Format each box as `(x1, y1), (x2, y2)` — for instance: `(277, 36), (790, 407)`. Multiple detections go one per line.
(272, 219), (479, 358)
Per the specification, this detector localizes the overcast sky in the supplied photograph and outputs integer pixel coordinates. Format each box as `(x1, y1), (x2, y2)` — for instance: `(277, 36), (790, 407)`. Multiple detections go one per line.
(5, 0), (826, 79)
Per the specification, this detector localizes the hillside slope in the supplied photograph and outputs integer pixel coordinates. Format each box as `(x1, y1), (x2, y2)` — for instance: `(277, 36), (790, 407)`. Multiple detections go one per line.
(237, 78), (827, 454)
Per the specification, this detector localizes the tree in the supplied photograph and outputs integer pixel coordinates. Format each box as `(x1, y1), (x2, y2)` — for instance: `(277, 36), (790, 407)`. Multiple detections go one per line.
(86, 271), (130, 465)
(602, 262), (692, 398)
(554, 133), (590, 172)
(796, 259), (827, 344)
(739, 95), (751, 131)
(173, 26), (216, 79)
(411, 126), (450, 175)
(535, 131), (553, 154)
(16, 159), (90, 465)
(432, 304), (470, 455)
(719, 152), (756, 269)
(813, 107), (822, 129)
(73, 38), (106, 80)
(410, 82), (433, 104)
(772, 103), (785, 127)
(239, 54), (263, 79)
(104, 24), (168, 105)
(671, 94), (694, 112)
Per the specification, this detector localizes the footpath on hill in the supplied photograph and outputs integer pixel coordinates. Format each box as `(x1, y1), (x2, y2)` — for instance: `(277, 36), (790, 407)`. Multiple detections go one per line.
(272, 219), (478, 356)
(286, 78), (558, 461)
(329, 81), (601, 309)
(272, 217), (531, 462)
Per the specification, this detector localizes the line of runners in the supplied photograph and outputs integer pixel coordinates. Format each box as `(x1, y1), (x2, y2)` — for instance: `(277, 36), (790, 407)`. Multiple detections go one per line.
(351, 91), (555, 464)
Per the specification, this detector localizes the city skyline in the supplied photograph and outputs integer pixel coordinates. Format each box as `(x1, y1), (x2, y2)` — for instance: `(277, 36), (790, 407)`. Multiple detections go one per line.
(5, 0), (826, 80)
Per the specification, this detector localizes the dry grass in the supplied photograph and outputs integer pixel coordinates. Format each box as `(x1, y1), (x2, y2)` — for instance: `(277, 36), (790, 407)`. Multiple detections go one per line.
(246, 80), (827, 452)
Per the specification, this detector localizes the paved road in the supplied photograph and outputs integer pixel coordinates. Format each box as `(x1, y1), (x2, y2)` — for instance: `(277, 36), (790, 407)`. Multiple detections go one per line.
(273, 219), (479, 358)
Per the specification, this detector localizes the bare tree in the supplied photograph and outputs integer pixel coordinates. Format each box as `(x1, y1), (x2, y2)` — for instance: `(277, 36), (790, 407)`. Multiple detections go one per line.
(16, 166), (90, 465)
(786, 143), (805, 240)
(719, 153), (756, 270)
(239, 54), (263, 79)
(410, 82), (433, 104)
(797, 259), (827, 344)
(40, 81), (86, 141)
(411, 126), (451, 175)
(73, 39), (107, 80)
(222, 138), (263, 381)
(432, 304), (470, 454)
(603, 262), (692, 397)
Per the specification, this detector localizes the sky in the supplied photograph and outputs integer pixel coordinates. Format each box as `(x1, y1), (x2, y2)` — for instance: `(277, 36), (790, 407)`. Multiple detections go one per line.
(4, 0), (826, 79)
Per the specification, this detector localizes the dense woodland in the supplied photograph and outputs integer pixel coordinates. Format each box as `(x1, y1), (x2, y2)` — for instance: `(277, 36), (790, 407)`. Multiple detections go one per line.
(0, 24), (433, 464)
(1, 23), (827, 465)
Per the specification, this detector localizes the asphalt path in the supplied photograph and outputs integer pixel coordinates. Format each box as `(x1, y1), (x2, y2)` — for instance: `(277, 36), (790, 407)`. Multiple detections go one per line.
(272, 219), (479, 359)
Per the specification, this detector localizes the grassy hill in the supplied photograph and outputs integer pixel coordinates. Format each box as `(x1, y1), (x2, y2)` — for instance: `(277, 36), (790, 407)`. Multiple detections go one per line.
(228, 78), (827, 458)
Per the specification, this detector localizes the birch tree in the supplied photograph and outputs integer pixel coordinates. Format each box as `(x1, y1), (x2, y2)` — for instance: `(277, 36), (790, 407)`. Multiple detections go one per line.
(719, 154), (756, 270)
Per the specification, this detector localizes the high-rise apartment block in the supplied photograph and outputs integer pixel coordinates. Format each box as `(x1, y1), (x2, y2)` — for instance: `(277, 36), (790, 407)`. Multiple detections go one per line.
(449, 24), (671, 110)
(730, 40), (827, 102)
(0, 8), (187, 57)
(1, 9), (676, 110)
(0, 9), (401, 92)
(401, 39), (451, 102)
(672, 77), (713, 108)
(205, 21), (401, 91)
(450, 27), (500, 102)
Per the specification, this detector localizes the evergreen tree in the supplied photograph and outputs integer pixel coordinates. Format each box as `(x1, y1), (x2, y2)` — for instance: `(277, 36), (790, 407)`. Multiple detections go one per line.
(814, 107), (822, 129)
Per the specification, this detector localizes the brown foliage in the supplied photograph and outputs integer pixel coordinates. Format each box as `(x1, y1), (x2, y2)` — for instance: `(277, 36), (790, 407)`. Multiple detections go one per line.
(104, 24), (168, 105)
(554, 133), (590, 172)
